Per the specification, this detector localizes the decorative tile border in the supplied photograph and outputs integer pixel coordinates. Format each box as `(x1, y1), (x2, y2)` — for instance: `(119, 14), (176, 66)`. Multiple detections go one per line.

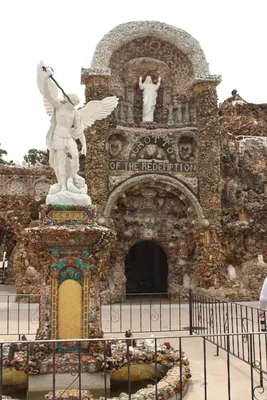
(40, 205), (97, 226)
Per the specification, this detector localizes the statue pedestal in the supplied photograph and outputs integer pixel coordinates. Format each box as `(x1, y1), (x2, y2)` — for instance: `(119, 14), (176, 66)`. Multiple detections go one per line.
(25, 204), (116, 351)
(46, 191), (92, 207)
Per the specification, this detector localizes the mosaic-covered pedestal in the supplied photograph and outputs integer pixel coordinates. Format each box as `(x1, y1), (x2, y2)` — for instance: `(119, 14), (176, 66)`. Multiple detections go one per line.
(25, 204), (116, 351)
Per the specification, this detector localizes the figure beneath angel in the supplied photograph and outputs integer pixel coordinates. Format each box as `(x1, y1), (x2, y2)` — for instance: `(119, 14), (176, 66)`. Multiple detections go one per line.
(37, 62), (118, 205)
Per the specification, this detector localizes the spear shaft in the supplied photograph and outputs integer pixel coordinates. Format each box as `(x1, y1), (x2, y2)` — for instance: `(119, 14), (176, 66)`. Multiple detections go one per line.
(42, 65), (74, 106)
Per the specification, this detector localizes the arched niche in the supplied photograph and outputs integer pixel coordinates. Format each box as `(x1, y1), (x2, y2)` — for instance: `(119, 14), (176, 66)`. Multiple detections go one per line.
(58, 279), (82, 339)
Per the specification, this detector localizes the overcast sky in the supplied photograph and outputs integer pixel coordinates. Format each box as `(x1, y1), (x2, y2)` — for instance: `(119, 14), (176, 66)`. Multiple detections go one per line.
(1, 0), (267, 162)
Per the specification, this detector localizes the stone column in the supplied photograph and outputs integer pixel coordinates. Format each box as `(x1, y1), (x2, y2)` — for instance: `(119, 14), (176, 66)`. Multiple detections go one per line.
(81, 71), (113, 217)
(193, 79), (223, 288)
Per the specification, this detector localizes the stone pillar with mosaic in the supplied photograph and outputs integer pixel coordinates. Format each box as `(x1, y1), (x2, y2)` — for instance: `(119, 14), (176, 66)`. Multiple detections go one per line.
(192, 78), (223, 288)
(26, 206), (116, 351)
(81, 72), (113, 217)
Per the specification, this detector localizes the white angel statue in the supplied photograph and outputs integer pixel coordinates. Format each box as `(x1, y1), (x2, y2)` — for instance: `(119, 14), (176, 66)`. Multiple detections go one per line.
(37, 61), (118, 206)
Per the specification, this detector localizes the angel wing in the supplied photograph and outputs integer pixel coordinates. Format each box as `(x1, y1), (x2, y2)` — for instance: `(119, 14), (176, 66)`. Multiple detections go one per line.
(37, 61), (58, 116)
(79, 96), (119, 128)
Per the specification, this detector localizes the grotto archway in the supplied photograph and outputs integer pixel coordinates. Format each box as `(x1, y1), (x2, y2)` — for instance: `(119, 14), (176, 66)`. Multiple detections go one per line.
(104, 174), (205, 224)
(125, 241), (168, 294)
(107, 177), (199, 299)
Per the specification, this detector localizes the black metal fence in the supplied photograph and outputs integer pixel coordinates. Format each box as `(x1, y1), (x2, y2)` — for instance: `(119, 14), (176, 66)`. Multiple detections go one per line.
(0, 293), (185, 337)
(0, 294), (40, 337)
(1, 290), (266, 339)
(1, 291), (266, 337)
(1, 291), (267, 398)
(100, 293), (184, 333)
(191, 291), (267, 371)
(1, 333), (266, 400)
(0, 252), (8, 284)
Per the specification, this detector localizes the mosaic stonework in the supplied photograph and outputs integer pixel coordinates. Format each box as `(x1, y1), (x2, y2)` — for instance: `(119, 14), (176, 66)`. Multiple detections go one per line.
(6, 178), (27, 196)
(24, 208), (116, 348)
(3, 339), (191, 400)
(109, 37), (194, 94)
(0, 166), (55, 197)
(108, 128), (198, 168)
(34, 180), (51, 198)
(89, 21), (210, 77)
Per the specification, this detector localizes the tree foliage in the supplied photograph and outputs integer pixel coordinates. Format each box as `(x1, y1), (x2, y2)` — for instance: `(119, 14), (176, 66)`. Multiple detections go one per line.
(23, 149), (46, 165)
(0, 147), (7, 164)
(0, 144), (14, 165)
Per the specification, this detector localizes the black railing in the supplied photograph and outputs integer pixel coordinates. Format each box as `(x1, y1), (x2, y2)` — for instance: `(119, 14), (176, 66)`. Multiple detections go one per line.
(0, 333), (266, 400)
(191, 291), (267, 371)
(100, 293), (184, 333)
(0, 294), (40, 336)
(0, 253), (8, 284)
(0, 292), (185, 337)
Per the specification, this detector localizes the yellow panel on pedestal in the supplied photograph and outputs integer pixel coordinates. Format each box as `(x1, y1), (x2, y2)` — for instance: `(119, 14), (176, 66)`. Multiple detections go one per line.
(58, 280), (82, 339)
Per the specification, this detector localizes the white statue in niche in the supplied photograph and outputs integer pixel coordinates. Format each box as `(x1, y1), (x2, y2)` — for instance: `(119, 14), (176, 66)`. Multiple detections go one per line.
(37, 61), (118, 206)
(227, 264), (236, 280)
(258, 255), (265, 265)
(139, 75), (161, 122)
(183, 273), (191, 289)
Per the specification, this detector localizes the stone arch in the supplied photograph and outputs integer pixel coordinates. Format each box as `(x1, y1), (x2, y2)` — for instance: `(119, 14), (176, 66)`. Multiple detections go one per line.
(6, 176), (27, 196)
(104, 174), (205, 223)
(33, 178), (53, 198)
(123, 57), (171, 86)
(120, 235), (172, 268)
(90, 21), (210, 77)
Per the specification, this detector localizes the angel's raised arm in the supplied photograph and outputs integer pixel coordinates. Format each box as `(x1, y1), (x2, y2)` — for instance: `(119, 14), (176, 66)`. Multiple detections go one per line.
(43, 74), (61, 110)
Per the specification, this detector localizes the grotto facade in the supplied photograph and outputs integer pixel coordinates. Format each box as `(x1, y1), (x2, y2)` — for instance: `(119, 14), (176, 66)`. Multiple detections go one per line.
(1, 21), (267, 300)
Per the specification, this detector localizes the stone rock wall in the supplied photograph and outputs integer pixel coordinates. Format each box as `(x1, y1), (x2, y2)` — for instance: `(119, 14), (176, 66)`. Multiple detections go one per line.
(220, 92), (267, 137)
(0, 165), (55, 288)
(217, 93), (267, 299)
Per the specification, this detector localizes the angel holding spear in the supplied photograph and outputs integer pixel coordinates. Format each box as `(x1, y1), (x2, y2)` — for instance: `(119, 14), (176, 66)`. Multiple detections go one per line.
(37, 62), (118, 203)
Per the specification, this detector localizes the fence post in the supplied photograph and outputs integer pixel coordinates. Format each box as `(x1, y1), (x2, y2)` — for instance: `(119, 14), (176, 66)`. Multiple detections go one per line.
(1, 252), (6, 284)
(0, 343), (2, 399)
(189, 289), (193, 335)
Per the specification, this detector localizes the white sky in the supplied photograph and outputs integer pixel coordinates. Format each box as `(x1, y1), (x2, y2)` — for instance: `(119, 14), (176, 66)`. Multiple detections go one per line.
(1, 0), (267, 162)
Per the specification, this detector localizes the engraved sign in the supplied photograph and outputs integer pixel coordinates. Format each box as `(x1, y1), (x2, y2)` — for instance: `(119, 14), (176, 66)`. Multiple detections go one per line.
(108, 132), (198, 174)
(130, 136), (174, 161)
(109, 161), (197, 172)
(48, 211), (88, 221)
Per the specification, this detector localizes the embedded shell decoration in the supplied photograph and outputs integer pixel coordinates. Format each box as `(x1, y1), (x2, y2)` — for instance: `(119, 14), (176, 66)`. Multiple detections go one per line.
(3, 340), (191, 400)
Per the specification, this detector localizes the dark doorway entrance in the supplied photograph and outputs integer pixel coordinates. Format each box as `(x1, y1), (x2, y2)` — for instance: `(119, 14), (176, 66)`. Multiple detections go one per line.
(125, 241), (168, 294)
